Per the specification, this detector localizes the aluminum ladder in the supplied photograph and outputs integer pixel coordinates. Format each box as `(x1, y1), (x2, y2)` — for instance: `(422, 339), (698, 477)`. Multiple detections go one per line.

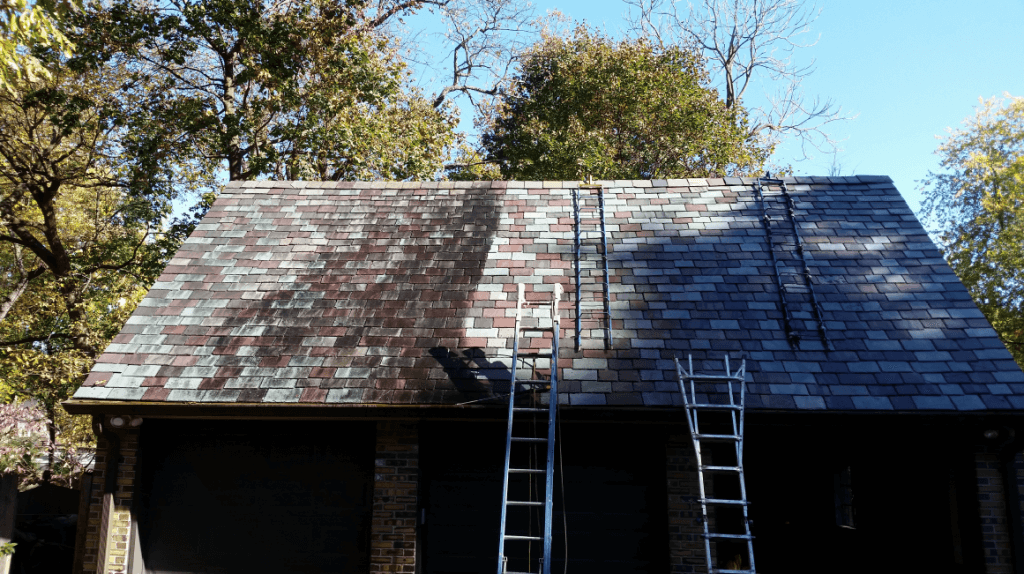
(572, 181), (612, 351)
(754, 174), (830, 351)
(498, 283), (562, 574)
(676, 355), (756, 574)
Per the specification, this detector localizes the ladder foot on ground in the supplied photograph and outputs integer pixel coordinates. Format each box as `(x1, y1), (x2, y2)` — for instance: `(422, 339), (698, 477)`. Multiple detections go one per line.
(677, 354), (757, 574)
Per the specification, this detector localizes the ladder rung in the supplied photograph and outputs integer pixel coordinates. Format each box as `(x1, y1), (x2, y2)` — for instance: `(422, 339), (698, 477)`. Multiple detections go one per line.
(713, 569), (756, 574)
(512, 407), (548, 413)
(694, 434), (741, 441)
(506, 500), (544, 506)
(686, 403), (742, 410)
(701, 465), (742, 472)
(514, 380), (550, 387)
(682, 374), (744, 381)
(504, 535), (543, 541)
(511, 437), (548, 443)
(509, 468), (546, 474)
(517, 352), (552, 358)
(518, 326), (555, 332)
(705, 532), (754, 540)
(703, 498), (749, 506)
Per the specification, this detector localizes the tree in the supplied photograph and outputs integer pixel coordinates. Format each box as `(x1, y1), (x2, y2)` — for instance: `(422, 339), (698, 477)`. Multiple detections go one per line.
(0, 56), (205, 482)
(0, 0), (77, 92)
(480, 26), (770, 181)
(73, 0), (462, 183)
(625, 0), (849, 158)
(76, 0), (543, 183)
(922, 95), (1024, 367)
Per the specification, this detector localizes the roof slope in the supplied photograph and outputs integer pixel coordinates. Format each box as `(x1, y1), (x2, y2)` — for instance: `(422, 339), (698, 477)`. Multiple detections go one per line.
(71, 177), (1024, 411)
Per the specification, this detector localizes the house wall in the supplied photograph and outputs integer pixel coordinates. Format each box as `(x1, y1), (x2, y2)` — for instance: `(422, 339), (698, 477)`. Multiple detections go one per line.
(371, 421), (419, 573)
(80, 418), (139, 574)
(72, 416), (1024, 574)
(666, 433), (706, 574)
(975, 447), (1024, 574)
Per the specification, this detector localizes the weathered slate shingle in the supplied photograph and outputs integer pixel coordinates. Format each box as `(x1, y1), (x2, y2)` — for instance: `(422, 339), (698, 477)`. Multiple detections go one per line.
(70, 177), (1024, 411)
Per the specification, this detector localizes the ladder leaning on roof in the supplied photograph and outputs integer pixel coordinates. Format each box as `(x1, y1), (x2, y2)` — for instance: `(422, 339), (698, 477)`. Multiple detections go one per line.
(676, 355), (756, 574)
(572, 180), (612, 351)
(498, 283), (562, 574)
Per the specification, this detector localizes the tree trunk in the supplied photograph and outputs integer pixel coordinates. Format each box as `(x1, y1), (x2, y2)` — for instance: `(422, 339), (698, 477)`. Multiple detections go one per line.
(0, 473), (17, 574)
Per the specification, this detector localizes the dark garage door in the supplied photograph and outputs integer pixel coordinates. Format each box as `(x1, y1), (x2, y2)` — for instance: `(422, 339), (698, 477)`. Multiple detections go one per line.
(421, 421), (667, 574)
(136, 420), (374, 574)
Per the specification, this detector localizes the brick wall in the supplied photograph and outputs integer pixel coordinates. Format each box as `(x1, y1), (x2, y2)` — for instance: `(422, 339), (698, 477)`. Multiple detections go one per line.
(80, 419), (139, 574)
(976, 448), (1014, 574)
(371, 421), (419, 573)
(667, 434), (706, 574)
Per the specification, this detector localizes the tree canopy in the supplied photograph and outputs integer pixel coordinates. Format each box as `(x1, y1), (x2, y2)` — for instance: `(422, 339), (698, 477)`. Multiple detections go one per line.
(922, 95), (1024, 367)
(74, 0), (459, 182)
(0, 0), (77, 92)
(478, 26), (770, 181)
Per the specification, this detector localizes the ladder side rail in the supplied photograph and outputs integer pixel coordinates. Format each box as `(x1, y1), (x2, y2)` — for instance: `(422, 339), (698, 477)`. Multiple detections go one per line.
(573, 190), (583, 352)
(497, 302), (523, 574)
(540, 283), (562, 574)
(597, 187), (612, 349)
(676, 356), (714, 573)
(757, 178), (798, 348)
(675, 358), (698, 438)
(734, 360), (755, 573)
(691, 364), (715, 573)
(689, 401), (714, 574)
(725, 355), (735, 407)
(780, 184), (831, 351)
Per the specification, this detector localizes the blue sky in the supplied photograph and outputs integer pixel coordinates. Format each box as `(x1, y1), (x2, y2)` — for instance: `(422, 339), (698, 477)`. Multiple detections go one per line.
(432, 0), (1024, 214)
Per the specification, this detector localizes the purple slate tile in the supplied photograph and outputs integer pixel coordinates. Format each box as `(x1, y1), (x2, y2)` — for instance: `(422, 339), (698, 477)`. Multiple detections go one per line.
(981, 395), (1012, 409)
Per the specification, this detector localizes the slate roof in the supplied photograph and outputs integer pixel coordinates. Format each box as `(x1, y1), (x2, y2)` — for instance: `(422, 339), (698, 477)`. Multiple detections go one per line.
(69, 177), (1024, 411)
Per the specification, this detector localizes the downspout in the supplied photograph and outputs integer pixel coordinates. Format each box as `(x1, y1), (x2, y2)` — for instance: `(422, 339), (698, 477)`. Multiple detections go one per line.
(992, 426), (1024, 574)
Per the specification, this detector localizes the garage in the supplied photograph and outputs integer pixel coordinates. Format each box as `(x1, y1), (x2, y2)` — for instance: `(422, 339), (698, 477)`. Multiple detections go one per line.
(134, 420), (374, 574)
(420, 420), (668, 574)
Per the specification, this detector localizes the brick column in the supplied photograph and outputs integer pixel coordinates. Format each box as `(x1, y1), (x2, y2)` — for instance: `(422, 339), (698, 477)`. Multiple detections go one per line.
(976, 448), (1014, 574)
(81, 417), (140, 574)
(371, 421), (419, 573)
(667, 434), (706, 574)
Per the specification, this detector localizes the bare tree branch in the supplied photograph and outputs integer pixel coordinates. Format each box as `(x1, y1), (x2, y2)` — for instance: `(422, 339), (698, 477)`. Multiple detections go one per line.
(625, 0), (855, 159)
(408, 0), (538, 112)
(0, 245), (47, 324)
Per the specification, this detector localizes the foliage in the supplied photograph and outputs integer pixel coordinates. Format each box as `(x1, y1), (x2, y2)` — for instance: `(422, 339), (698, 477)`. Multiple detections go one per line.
(76, 0), (458, 182)
(922, 95), (1024, 366)
(445, 142), (502, 181)
(0, 54), (207, 478)
(0, 0), (77, 92)
(481, 26), (770, 181)
(0, 400), (91, 488)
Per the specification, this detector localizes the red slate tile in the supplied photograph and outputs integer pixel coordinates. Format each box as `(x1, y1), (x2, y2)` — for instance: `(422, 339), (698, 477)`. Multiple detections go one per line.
(299, 388), (328, 403)
(142, 377), (168, 387)
(84, 372), (113, 386)
(259, 356), (292, 368)
(142, 388), (171, 401)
